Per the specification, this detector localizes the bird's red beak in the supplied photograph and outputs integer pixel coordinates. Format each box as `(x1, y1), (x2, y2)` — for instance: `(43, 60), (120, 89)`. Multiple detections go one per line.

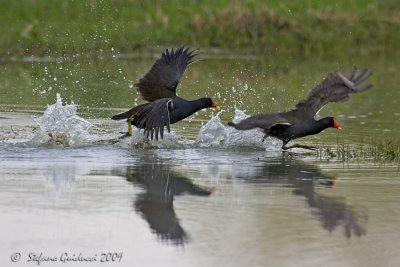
(333, 118), (342, 130)
(211, 101), (220, 110)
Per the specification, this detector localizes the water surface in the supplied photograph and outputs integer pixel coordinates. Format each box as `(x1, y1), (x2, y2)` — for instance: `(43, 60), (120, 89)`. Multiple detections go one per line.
(1, 55), (399, 267)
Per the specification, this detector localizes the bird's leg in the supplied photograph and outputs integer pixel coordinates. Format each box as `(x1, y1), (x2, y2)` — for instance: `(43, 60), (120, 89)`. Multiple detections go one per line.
(282, 141), (318, 151)
(127, 119), (133, 136)
(118, 118), (135, 139)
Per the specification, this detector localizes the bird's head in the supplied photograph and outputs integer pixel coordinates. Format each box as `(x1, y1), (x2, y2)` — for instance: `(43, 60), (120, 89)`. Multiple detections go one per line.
(206, 98), (220, 110)
(332, 117), (342, 130)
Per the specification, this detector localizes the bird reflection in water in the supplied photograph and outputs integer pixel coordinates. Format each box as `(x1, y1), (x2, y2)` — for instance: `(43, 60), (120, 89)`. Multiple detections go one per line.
(125, 162), (214, 245)
(234, 157), (368, 238)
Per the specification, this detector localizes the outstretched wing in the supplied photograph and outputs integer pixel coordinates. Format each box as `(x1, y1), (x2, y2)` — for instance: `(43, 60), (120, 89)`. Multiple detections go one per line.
(295, 67), (373, 116)
(228, 113), (291, 131)
(133, 98), (173, 140)
(136, 47), (197, 102)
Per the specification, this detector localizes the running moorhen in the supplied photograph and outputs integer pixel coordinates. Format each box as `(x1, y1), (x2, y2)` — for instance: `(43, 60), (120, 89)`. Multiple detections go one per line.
(112, 47), (219, 140)
(228, 67), (373, 150)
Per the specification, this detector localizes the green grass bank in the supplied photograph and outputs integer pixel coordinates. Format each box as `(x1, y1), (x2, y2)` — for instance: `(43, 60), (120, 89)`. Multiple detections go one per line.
(1, 0), (399, 58)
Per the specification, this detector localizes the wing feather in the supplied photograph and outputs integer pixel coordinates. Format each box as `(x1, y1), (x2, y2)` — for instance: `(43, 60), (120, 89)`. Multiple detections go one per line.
(295, 67), (373, 116)
(133, 98), (173, 140)
(135, 47), (197, 102)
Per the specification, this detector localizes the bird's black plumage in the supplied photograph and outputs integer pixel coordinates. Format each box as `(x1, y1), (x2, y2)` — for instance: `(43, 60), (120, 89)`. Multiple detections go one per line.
(112, 47), (219, 140)
(228, 67), (373, 150)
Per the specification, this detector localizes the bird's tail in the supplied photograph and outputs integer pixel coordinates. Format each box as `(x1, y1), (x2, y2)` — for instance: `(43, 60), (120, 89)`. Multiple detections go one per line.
(111, 112), (129, 120)
(111, 103), (148, 120)
(111, 109), (134, 120)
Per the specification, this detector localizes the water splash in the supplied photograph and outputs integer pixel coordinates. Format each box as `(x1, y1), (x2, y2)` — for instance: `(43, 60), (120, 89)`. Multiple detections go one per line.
(23, 94), (279, 150)
(30, 94), (93, 147)
(196, 111), (227, 147)
(116, 109), (277, 150)
(196, 109), (280, 150)
(116, 128), (187, 149)
(224, 109), (277, 149)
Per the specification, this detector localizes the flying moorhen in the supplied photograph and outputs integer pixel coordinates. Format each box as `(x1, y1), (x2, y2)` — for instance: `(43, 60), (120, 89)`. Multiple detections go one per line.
(112, 47), (219, 140)
(228, 67), (373, 150)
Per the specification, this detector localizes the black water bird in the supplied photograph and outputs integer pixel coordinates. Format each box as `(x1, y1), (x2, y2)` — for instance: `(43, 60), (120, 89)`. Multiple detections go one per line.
(112, 47), (219, 140)
(228, 67), (373, 150)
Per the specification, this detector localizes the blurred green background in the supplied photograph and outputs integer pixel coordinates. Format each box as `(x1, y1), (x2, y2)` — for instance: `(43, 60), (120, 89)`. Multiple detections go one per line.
(1, 0), (399, 58)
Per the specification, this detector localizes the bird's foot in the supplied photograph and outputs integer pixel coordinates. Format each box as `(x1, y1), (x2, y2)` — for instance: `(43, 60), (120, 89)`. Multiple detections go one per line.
(282, 143), (318, 151)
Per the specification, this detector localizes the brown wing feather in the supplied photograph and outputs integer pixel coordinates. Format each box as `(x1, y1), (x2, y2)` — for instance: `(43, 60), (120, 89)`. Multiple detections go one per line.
(295, 67), (373, 116)
(135, 47), (197, 102)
